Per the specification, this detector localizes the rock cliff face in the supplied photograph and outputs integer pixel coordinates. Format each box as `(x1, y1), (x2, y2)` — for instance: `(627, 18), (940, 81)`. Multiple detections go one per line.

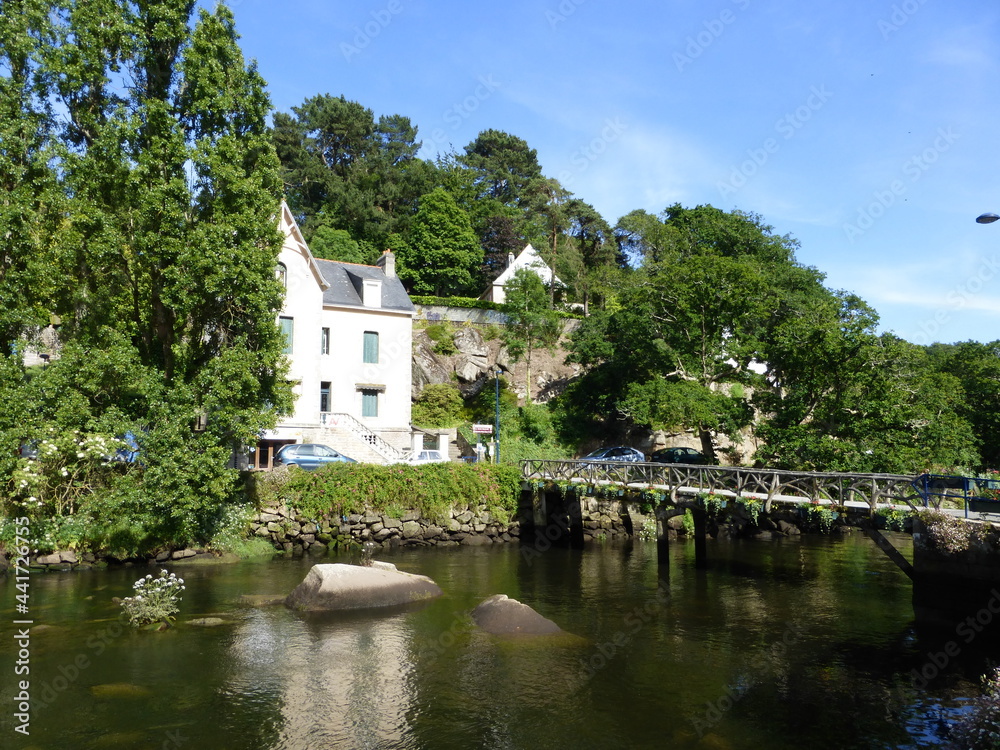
(411, 323), (580, 404)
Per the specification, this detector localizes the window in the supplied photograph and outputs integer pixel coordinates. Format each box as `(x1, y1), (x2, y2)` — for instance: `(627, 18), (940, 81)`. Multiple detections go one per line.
(320, 381), (331, 413)
(363, 331), (379, 364)
(321, 327), (330, 355)
(278, 317), (294, 354)
(361, 389), (378, 418)
(362, 278), (382, 307)
(275, 263), (287, 288)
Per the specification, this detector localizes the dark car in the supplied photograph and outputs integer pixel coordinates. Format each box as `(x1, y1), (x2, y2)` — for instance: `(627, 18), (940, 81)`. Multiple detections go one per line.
(649, 446), (710, 465)
(578, 446), (646, 464)
(274, 443), (357, 470)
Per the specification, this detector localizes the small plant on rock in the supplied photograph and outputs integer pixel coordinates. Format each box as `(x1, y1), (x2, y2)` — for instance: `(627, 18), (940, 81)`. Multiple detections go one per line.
(357, 541), (376, 567)
(919, 510), (986, 555)
(120, 569), (185, 627)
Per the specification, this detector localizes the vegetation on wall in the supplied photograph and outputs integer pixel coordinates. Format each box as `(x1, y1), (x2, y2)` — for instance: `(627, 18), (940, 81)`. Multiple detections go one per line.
(275, 462), (523, 526)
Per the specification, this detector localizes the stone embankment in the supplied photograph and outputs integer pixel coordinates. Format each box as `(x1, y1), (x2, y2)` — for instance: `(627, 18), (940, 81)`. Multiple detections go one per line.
(249, 504), (522, 554)
(21, 547), (223, 572)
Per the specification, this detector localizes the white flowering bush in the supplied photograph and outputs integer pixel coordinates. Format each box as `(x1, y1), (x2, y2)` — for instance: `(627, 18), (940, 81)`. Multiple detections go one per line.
(10, 427), (130, 517)
(918, 510), (987, 555)
(120, 570), (185, 627)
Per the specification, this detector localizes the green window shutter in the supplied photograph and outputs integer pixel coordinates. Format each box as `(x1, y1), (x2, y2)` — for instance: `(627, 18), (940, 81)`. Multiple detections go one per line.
(361, 390), (378, 417)
(363, 331), (379, 364)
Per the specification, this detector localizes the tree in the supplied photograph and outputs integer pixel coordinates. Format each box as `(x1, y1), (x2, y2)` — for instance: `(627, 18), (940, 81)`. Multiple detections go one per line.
(307, 223), (368, 264)
(2, 0), (291, 548)
(274, 94), (432, 251)
(401, 187), (482, 296)
(567, 205), (806, 458)
(479, 214), (524, 287)
(565, 199), (615, 313)
(525, 177), (571, 306)
(754, 294), (979, 473)
(0, 0), (60, 354)
(458, 129), (542, 206)
(933, 341), (1000, 470)
(502, 269), (562, 401)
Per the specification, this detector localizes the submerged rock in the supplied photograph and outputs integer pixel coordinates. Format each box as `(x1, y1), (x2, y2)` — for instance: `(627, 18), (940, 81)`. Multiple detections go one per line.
(186, 617), (228, 627)
(285, 563), (442, 612)
(89, 683), (153, 699)
(471, 594), (562, 636)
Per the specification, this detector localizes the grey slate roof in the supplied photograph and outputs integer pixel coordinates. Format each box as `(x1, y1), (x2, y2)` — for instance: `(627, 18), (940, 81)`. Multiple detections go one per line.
(314, 259), (415, 313)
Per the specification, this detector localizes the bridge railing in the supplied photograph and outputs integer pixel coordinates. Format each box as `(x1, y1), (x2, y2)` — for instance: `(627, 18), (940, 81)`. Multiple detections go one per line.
(520, 459), (931, 512)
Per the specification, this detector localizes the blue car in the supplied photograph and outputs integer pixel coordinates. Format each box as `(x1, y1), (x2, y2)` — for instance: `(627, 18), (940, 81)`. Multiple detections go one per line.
(274, 443), (356, 470)
(578, 446), (646, 464)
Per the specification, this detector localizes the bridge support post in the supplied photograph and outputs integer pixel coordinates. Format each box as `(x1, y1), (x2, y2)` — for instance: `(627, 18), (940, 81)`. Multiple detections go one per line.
(656, 510), (670, 570)
(532, 487), (546, 528)
(692, 507), (708, 570)
(567, 490), (585, 550)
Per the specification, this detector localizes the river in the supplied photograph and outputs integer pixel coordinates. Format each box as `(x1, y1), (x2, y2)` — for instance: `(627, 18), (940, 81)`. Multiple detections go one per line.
(1, 532), (996, 749)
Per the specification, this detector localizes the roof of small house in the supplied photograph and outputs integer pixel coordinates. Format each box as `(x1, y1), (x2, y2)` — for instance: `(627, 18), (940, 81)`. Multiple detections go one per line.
(492, 244), (563, 288)
(315, 259), (415, 313)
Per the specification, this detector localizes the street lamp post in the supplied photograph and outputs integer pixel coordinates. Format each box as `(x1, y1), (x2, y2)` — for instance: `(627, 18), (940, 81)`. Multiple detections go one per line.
(494, 368), (501, 465)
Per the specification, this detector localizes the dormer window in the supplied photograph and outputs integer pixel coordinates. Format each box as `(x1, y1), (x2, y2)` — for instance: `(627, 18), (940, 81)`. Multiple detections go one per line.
(362, 278), (382, 308)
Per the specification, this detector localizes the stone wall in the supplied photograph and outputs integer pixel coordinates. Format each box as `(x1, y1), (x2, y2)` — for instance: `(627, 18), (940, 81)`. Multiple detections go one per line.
(249, 503), (522, 555)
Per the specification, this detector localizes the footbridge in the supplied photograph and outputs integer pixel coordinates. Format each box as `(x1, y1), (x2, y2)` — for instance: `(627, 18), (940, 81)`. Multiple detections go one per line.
(518, 460), (1000, 583)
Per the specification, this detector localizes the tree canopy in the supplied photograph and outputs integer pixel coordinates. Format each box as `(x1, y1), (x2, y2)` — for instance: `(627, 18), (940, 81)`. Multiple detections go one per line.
(1, 0), (290, 549)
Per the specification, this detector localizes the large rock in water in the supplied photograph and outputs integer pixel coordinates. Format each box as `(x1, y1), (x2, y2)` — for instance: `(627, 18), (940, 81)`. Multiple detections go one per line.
(471, 594), (562, 635)
(285, 563), (442, 611)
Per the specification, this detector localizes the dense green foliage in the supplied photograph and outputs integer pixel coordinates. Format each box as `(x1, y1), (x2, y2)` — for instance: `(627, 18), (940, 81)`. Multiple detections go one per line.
(502, 269), (562, 397)
(278, 463), (523, 525)
(0, 0), (289, 551)
(412, 384), (465, 428)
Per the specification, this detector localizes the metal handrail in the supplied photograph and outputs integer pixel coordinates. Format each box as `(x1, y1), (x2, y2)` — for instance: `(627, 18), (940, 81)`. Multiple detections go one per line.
(521, 459), (927, 512)
(320, 412), (405, 461)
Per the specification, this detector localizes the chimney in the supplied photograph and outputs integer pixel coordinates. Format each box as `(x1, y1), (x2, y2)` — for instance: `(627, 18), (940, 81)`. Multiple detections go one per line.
(376, 249), (396, 278)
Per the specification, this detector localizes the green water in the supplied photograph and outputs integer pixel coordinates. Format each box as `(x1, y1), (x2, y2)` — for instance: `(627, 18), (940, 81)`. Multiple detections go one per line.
(0, 533), (992, 749)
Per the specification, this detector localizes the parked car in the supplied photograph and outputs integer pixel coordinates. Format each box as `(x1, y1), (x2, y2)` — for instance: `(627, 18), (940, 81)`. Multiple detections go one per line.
(400, 449), (449, 465)
(274, 443), (356, 470)
(649, 446), (711, 465)
(578, 446), (646, 464)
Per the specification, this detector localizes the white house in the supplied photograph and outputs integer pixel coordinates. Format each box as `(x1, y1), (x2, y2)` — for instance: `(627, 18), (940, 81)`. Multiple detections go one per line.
(483, 243), (563, 304)
(252, 203), (415, 467)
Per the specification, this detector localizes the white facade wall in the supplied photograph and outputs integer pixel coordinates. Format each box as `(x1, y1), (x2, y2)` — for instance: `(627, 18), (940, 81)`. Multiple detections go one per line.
(271, 206), (413, 446)
(319, 305), (412, 429)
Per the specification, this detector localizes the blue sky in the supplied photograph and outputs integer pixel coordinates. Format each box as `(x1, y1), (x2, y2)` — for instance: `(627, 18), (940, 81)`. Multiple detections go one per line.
(229, 0), (1000, 345)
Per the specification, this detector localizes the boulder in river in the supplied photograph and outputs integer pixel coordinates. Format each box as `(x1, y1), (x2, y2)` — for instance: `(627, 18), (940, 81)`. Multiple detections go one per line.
(471, 594), (562, 635)
(285, 563), (442, 612)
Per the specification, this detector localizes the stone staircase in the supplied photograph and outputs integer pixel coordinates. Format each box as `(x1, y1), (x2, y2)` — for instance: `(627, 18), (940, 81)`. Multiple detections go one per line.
(316, 413), (407, 464)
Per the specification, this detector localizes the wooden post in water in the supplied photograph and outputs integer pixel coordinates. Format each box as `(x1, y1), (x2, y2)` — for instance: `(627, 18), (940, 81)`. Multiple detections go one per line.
(567, 490), (585, 550)
(532, 486), (546, 528)
(692, 507), (708, 569)
(656, 509), (670, 570)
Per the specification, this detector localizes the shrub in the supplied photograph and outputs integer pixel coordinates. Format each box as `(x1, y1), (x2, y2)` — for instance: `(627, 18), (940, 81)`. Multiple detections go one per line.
(120, 569), (185, 627)
(918, 510), (987, 554)
(425, 322), (458, 355)
(412, 384), (465, 428)
(283, 462), (522, 525)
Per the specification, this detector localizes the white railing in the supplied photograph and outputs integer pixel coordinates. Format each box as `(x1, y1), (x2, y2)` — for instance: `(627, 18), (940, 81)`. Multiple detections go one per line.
(320, 412), (405, 462)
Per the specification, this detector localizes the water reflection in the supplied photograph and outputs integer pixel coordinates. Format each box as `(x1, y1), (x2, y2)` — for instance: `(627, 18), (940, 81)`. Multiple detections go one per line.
(5, 535), (1000, 748)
